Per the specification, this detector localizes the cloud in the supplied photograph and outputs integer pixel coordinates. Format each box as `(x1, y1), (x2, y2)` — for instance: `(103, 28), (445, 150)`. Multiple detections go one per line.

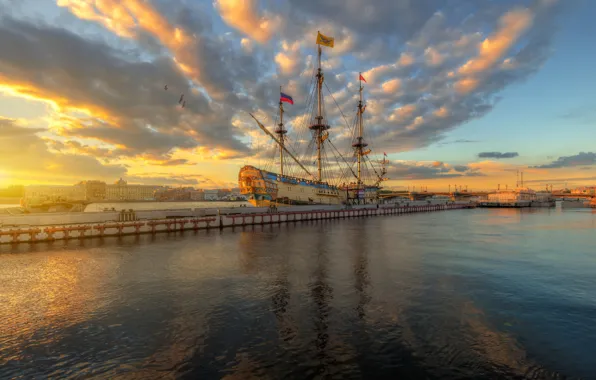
(523, 176), (596, 184)
(557, 104), (596, 124)
(153, 159), (194, 166)
(436, 139), (479, 146)
(274, 41), (302, 75)
(0, 117), (127, 181)
(125, 174), (236, 188)
(385, 160), (484, 180)
(287, 0), (442, 39)
(381, 78), (401, 94)
(457, 8), (534, 77)
(0, 119), (44, 136)
(0, 16), (251, 160)
(533, 152), (596, 169)
(478, 151), (519, 159)
(214, 0), (278, 43)
(424, 46), (444, 66)
(56, 0), (262, 103)
(0, 0), (568, 186)
(467, 160), (510, 172)
(398, 52), (415, 66)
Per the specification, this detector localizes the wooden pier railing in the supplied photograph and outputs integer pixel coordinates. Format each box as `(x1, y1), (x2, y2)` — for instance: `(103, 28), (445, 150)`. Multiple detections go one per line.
(0, 204), (473, 245)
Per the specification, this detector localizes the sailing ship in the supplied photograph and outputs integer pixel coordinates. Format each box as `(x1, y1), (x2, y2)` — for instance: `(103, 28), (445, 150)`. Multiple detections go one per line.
(239, 32), (387, 207)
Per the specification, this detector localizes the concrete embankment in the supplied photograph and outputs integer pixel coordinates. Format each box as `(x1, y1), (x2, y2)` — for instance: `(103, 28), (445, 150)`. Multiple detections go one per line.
(0, 202), (474, 245)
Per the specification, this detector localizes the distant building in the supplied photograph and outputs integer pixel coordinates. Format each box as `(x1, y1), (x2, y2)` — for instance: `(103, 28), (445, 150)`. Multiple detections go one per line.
(155, 187), (205, 201)
(24, 184), (86, 203)
(78, 180), (107, 201)
(204, 189), (219, 201)
(191, 189), (205, 201)
(217, 189), (231, 199)
(105, 178), (163, 201)
(487, 188), (536, 202)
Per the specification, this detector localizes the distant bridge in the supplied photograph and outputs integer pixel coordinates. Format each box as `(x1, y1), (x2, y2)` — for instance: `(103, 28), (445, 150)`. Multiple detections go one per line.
(379, 191), (594, 199)
(552, 193), (594, 199)
(378, 191), (484, 199)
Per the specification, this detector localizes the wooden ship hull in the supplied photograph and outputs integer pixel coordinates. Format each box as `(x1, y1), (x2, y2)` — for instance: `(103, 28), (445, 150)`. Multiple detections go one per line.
(239, 165), (343, 207)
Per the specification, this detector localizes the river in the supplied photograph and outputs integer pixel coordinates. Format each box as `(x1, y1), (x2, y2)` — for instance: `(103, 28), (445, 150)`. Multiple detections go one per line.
(1, 208), (594, 379)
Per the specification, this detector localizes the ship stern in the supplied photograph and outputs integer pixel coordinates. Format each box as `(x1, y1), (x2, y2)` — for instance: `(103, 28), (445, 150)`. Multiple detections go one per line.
(238, 165), (276, 207)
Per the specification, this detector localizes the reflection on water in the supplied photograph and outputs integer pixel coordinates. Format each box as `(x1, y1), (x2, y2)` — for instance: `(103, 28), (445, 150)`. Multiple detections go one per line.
(1, 208), (595, 379)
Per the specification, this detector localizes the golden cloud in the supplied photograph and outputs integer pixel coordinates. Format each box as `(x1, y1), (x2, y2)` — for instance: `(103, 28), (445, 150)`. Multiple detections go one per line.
(459, 8), (534, 76)
(381, 78), (401, 94)
(57, 0), (138, 38)
(275, 52), (299, 75)
(214, 0), (277, 43)
(434, 107), (449, 118)
(455, 8), (534, 94)
(58, 0), (230, 99)
(397, 52), (415, 66)
(389, 104), (417, 122)
(0, 80), (117, 124)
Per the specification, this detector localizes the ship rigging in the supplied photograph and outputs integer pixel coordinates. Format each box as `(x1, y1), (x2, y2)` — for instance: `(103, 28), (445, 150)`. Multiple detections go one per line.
(239, 32), (388, 207)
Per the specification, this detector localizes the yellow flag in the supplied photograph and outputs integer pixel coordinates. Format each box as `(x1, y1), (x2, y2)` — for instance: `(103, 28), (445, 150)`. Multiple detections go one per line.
(316, 31), (334, 48)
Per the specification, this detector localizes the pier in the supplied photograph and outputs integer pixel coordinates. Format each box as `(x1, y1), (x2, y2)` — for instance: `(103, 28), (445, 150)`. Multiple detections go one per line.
(0, 203), (474, 245)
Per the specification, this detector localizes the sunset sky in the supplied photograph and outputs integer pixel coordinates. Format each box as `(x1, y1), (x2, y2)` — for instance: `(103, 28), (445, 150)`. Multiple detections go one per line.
(0, 0), (595, 191)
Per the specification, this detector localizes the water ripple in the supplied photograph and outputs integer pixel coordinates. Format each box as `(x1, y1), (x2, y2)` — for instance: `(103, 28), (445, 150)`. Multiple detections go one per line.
(1, 209), (594, 379)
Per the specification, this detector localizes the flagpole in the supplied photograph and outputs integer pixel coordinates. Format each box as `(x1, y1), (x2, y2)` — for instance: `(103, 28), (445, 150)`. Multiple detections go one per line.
(278, 85), (284, 176)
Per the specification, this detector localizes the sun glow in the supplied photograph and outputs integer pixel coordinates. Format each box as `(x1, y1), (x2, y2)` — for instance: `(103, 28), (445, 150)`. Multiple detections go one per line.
(0, 171), (9, 187)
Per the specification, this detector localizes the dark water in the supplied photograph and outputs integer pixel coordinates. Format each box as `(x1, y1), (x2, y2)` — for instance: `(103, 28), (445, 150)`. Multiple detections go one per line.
(1, 208), (595, 379)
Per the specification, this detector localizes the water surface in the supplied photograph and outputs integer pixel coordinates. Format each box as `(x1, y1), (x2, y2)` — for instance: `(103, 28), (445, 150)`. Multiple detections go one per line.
(1, 208), (594, 379)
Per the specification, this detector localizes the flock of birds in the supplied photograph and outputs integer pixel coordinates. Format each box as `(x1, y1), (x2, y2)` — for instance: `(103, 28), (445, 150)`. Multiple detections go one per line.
(164, 84), (186, 108)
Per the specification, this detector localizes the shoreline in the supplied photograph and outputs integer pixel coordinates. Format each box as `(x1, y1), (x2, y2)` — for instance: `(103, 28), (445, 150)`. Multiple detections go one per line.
(90, 199), (246, 203)
(0, 197), (20, 205)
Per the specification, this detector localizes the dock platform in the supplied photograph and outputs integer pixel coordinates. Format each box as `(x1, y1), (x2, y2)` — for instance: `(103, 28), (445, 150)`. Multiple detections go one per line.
(0, 203), (474, 245)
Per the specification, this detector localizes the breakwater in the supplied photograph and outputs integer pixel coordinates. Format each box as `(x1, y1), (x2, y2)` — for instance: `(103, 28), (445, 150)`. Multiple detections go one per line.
(0, 203), (474, 244)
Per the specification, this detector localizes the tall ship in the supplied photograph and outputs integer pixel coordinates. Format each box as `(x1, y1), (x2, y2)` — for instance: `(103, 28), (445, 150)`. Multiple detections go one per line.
(239, 32), (387, 207)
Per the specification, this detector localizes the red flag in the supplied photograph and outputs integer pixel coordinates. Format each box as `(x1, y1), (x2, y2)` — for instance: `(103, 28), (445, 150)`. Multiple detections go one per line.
(384, 152), (387, 156)
(359, 74), (367, 83)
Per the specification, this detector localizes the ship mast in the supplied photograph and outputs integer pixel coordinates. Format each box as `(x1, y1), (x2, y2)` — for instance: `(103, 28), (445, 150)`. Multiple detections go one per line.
(354, 72), (368, 188)
(316, 45), (323, 181)
(309, 37), (330, 183)
(275, 85), (287, 176)
(249, 113), (314, 178)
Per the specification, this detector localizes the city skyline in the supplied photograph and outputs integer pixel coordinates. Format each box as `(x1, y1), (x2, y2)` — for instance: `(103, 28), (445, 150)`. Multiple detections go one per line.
(1, 0), (595, 191)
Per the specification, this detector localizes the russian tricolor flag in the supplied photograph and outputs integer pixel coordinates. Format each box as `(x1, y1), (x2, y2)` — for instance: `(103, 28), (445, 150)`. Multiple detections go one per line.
(280, 92), (294, 105)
